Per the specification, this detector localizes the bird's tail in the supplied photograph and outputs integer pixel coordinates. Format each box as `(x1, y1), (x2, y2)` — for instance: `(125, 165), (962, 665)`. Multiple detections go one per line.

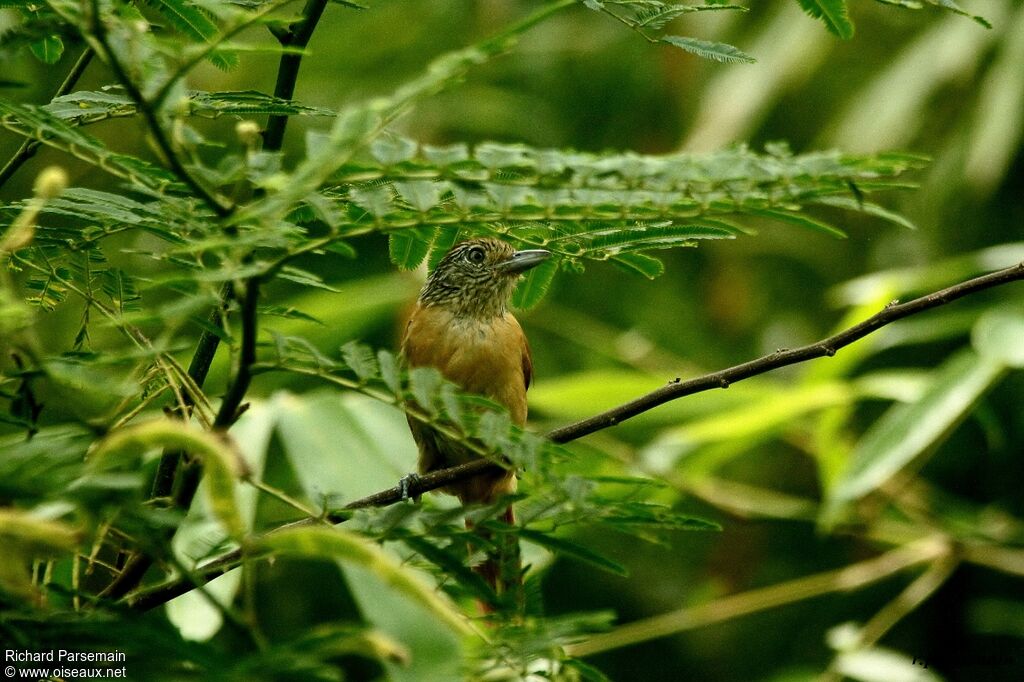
(468, 504), (522, 614)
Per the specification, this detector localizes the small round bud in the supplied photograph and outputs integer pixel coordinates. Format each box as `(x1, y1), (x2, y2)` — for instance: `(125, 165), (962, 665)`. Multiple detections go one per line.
(236, 120), (261, 146)
(33, 166), (68, 200)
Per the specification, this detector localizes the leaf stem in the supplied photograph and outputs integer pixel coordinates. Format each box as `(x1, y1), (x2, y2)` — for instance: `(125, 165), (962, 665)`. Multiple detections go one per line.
(84, 0), (232, 217)
(0, 46), (94, 188)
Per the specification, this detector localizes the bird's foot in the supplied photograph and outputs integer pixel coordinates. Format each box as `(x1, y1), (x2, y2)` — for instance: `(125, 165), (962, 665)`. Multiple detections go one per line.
(398, 473), (422, 503)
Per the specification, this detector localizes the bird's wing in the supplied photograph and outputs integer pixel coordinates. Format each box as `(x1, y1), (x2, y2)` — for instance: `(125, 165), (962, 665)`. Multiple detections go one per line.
(521, 332), (533, 391)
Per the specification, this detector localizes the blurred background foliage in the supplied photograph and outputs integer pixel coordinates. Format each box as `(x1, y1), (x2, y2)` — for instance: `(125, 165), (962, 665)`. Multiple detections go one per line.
(1, 0), (1023, 680)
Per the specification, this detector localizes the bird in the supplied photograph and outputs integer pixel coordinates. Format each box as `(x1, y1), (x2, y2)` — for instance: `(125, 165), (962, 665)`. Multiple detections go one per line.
(400, 237), (549, 602)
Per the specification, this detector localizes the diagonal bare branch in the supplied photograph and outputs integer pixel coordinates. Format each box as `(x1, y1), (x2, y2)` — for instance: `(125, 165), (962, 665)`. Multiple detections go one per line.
(122, 260), (1024, 612)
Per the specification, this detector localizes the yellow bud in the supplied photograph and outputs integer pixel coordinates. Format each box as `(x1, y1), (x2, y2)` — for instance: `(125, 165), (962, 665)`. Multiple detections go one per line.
(33, 166), (68, 200)
(235, 120), (261, 146)
(2, 166), (67, 252)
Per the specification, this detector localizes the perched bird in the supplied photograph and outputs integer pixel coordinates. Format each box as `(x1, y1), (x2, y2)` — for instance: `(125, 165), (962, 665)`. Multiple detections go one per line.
(401, 237), (549, 597)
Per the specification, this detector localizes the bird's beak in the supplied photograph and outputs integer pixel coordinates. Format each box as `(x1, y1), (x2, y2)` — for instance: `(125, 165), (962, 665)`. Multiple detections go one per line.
(496, 249), (550, 275)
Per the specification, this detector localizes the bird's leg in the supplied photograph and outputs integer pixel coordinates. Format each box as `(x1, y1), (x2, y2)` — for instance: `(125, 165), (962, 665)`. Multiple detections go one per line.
(398, 472), (422, 502)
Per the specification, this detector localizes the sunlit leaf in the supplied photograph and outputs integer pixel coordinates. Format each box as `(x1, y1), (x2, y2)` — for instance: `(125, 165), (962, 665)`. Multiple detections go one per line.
(827, 351), (1005, 513)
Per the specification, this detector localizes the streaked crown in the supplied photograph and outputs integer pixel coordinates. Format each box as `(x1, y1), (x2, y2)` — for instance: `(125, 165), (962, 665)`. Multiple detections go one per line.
(419, 238), (549, 318)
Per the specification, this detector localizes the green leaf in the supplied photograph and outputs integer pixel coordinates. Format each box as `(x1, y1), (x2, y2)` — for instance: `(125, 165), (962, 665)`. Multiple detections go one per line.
(341, 341), (379, 381)
(29, 35), (63, 64)
(25, 263), (71, 311)
(924, 0), (991, 28)
(749, 207), (847, 238)
(477, 410), (511, 450)
(645, 383), (856, 475)
(0, 509), (78, 556)
(273, 391), (416, 505)
(409, 367), (442, 416)
(145, 0), (239, 69)
(511, 256), (557, 309)
(166, 401), (274, 642)
(518, 528), (627, 576)
(43, 89), (334, 124)
(277, 266), (341, 292)
(438, 383), (465, 429)
(427, 226), (462, 270)
(400, 534), (495, 605)
(582, 222), (736, 250)
(795, 0), (855, 39)
(394, 180), (442, 213)
(234, 1), (569, 230)
(0, 509), (78, 600)
(378, 350), (403, 396)
(101, 268), (142, 314)
(811, 196), (918, 230)
(828, 351), (1005, 512)
(259, 305), (324, 325)
(371, 135), (418, 165)
(389, 227), (435, 270)
(0, 100), (177, 188)
(661, 36), (755, 64)
(0, 425), (92, 503)
(187, 90), (333, 117)
(610, 252), (665, 279)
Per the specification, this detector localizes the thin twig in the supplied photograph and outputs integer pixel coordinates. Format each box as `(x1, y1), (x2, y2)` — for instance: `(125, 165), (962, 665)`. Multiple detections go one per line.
(961, 543), (1024, 577)
(148, 284), (233, 502)
(820, 551), (959, 681)
(85, 0), (231, 217)
(100, 0), (332, 600)
(857, 552), (958, 648)
(103, 282), (251, 599)
(564, 537), (949, 658)
(546, 260), (1024, 443)
(308, 260), (1024, 512)
(126, 258), (1024, 604)
(0, 46), (95, 187)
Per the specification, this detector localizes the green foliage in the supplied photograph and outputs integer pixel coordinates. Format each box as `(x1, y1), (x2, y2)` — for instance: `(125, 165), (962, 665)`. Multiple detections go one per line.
(582, 1), (754, 64)
(0, 0), (1019, 680)
(350, 140), (922, 282)
(661, 35), (756, 63)
(796, 0), (855, 39)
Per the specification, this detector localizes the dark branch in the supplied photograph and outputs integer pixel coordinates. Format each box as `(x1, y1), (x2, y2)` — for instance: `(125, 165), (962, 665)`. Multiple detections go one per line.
(262, 0), (329, 152)
(163, 0), (332, 446)
(0, 46), (94, 188)
(214, 279), (260, 428)
(101, 0), (332, 601)
(546, 260), (1024, 443)
(150, 284), (235, 500)
(124, 261), (1024, 612)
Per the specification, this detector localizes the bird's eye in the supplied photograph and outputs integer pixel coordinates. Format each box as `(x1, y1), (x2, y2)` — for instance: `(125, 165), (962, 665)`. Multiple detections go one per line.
(467, 247), (486, 264)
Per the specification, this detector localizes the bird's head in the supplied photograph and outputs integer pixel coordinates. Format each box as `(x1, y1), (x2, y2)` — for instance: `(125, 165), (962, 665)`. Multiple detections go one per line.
(419, 238), (550, 318)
